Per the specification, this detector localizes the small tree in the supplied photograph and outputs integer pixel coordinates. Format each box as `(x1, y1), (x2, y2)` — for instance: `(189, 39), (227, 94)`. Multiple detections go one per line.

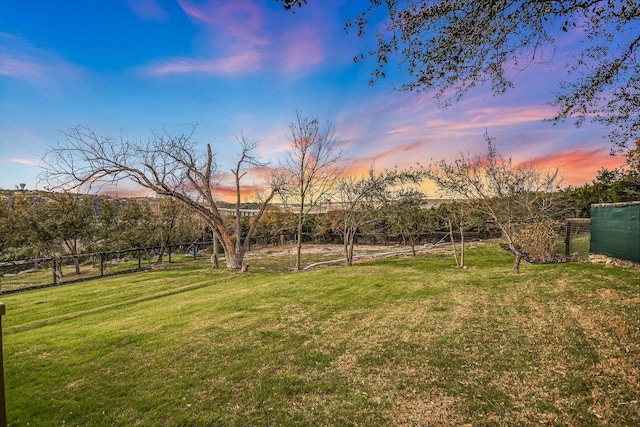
(47, 193), (96, 274)
(427, 134), (561, 273)
(332, 168), (424, 266)
(383, 189), (430, 256)
(41, 126), (284, 270)
(436, 201), (472, 269)
(116, 198), (157, 251)
(280, 111), (342, 270)
(21, 193), (96, 275)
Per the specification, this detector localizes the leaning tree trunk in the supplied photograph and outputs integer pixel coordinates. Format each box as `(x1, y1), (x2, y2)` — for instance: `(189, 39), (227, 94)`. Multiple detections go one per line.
(506, 236), (522, 274)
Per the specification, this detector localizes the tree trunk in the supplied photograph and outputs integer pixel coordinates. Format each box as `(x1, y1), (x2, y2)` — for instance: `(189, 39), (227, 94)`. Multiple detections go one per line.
(295, 207), (304, 270)
(225, 251), (243, 270)
(513, 250), (522, 274)
(346, 230), (356, 266)
(343, 238), (349, 263)
(459, 225), (465, 268)
(448, 220), (460, 268)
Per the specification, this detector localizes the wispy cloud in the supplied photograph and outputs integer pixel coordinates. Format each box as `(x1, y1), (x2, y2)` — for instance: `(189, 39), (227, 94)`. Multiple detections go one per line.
(143, 51), (263, 76)
(0, 32), (86, 86)
(332, 82), (616, 186)
(140, 0), (271, 76)
(5, 158), (39, 166)
(143, 0), (330, 77)
(278, 26), (324, 73)
(179, 0), (270, 46)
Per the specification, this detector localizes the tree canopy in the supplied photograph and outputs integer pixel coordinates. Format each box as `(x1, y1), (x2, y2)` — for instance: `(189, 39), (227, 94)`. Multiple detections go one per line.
(283, 0), (639, 151)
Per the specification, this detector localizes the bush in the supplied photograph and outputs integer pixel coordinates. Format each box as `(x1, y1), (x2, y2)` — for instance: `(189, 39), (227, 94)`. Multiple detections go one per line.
(514, 219), (560, 262)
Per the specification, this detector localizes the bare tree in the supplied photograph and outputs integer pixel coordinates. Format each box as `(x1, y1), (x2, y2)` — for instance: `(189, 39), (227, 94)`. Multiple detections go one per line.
(427, 134), (561, 274)
(280, 111), (342, 270)
(436, 201), (475, 269)
(332, 167), (423, 266)
(41, 126), (284, 270)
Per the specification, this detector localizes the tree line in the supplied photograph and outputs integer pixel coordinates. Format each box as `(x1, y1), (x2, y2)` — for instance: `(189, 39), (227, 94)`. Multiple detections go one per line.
(2, 137), (637, 273)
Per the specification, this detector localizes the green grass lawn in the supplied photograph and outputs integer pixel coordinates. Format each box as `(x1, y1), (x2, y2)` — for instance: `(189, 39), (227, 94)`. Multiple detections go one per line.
(2, 242), (639, 426)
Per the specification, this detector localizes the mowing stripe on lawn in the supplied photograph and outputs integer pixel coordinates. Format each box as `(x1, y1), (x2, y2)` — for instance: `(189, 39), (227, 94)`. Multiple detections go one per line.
(4, 277), (236, 335)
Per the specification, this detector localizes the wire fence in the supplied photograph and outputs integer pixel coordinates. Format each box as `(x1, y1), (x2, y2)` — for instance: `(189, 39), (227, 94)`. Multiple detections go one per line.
(559, 218), (591, 261)
(0, 241), (215, 295)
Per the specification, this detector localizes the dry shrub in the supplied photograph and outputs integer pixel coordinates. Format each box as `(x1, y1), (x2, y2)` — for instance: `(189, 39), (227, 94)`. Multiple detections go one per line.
(514, 219), (560, 262)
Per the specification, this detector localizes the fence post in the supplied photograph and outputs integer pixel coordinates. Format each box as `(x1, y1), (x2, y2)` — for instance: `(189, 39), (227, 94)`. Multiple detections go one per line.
(137, 250), (142, 270)
(100, 253), (105, 276)
(52, 258), (61, 285)
(0, 302), (6, 427)
(168, 245), (172, 264)
(564, 220), (571, 259)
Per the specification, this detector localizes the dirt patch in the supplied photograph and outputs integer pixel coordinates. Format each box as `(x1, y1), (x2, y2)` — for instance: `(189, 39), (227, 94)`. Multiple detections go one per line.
(244, 243), (399, 260)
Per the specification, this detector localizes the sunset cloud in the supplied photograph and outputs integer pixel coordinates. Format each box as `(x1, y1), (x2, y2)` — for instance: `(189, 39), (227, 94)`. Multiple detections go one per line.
(0, 55), (46, 82)
(178, 0), (269, 46)
(525, 149), (626, 186)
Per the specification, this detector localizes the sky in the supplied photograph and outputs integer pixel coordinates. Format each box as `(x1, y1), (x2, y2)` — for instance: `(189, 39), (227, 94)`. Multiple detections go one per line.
(0, 0), (627, 198)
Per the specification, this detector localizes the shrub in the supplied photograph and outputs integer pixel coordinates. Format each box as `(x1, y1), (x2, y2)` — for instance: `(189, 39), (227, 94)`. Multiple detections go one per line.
(514, 219), (560, 262)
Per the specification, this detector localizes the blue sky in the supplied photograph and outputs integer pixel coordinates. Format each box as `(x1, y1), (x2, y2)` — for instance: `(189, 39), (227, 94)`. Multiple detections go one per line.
(0, 0), (625, 195)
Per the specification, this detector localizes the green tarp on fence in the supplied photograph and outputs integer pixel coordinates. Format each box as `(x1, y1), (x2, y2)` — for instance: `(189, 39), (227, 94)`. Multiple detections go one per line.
(590, 202), (640, 263)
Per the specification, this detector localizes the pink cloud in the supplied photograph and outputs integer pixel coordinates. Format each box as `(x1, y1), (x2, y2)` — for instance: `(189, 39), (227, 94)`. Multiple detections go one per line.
(372, 141), (424, 162)
(525, 149), (625, 186)
(178, 0), (269, 46)
(142, 0), (331, 77)
(6, 158), (38, 166)
(144, 51), (263, 76)
(127, 0), (169, 21)
(139, 0), (271, 76)
(279, 26), (324, 73)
